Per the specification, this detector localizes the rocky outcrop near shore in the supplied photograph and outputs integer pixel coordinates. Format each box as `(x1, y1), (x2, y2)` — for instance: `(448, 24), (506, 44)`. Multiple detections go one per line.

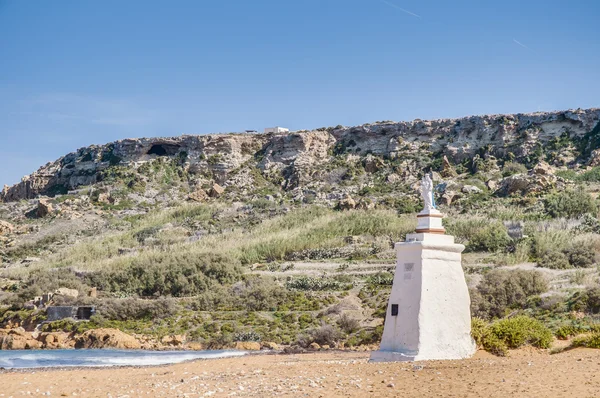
(2, 108), (599, 202)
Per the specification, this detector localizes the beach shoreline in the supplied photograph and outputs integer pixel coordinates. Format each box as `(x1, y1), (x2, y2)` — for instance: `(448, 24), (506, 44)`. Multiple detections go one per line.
(1, 348), (599, 397)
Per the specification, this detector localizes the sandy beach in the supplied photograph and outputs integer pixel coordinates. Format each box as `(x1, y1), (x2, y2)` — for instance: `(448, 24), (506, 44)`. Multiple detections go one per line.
(1, 348), (599, 397)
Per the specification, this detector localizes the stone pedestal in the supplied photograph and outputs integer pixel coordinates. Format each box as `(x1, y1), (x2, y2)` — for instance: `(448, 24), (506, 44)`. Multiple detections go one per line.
(370, 212), (475, 362)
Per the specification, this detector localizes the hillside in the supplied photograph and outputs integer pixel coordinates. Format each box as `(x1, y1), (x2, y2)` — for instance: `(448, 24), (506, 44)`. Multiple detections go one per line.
(2, 108), (600, 352)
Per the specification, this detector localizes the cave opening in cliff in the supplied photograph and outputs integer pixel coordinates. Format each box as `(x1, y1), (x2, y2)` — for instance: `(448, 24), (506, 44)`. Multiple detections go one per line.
(147, 144), (181, 157)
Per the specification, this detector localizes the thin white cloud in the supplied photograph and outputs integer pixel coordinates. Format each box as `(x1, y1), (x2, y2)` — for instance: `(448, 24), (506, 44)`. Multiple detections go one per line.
(513, 39), (530, 50)
(378, 0), (421, 18)
(16, 93), (155, 127)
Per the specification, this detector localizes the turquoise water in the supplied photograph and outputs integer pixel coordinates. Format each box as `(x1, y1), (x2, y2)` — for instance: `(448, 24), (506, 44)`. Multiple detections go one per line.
(0, 349), (246, 369)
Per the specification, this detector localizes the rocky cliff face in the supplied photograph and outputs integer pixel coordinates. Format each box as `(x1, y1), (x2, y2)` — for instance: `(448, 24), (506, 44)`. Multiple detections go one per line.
(2, 108), (599, 202)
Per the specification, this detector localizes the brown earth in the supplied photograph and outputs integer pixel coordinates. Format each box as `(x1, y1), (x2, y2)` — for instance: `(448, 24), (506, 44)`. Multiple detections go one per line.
(1, 348), (600, 397)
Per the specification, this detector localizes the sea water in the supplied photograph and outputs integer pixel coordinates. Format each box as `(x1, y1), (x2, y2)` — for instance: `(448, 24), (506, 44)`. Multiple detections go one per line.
(0, 349), (246, 369)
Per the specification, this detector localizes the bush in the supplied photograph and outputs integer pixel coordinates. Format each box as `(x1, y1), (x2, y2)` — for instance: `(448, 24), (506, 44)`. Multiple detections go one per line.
(467, 222), (512, 252)
(537, 241), (595, 269)
(564, 241), (595, 268)
(568, 287), (600, 314)
(538, 251), (571, 270)
(544, 189), (597, 218)
(96, 297), (179, 320)
(87, 252), (242, 297)
(569, 332), (600, 349)
(471, 318), (508, 356)
(365, 272), (394, 286)
(233, 331), (261, 342)
(489, 316), (553, 349)
(502, 162), (528, 177)
(17, 268), (89, 302)
(232, 276), (289, 311)
(286, 276), (351, 291)
(472, 316), (553, 356)
(577, 166), (600, 183)
(298, 323), (342, 347)
(337, 313), (360, 333)
(471, 269), (548, 319)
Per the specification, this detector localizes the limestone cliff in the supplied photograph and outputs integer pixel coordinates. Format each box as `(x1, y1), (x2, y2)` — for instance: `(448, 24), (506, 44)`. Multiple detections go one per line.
(2, 108), (599, 202)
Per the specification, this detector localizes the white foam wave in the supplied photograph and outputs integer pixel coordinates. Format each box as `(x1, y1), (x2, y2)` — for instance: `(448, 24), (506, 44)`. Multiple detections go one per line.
(0, 350), (247, 369)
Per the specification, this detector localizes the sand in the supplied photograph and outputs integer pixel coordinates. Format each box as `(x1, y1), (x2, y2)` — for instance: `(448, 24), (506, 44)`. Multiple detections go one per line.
(1, 348), (599, 397)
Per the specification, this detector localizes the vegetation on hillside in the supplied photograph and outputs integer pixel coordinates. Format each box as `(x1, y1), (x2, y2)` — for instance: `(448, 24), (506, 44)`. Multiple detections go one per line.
(3, 120), (600, 354)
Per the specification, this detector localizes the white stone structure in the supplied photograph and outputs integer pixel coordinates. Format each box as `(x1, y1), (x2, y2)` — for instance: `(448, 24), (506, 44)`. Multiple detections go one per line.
(370, 175), (476, 362)
(264, 126), (290, 134)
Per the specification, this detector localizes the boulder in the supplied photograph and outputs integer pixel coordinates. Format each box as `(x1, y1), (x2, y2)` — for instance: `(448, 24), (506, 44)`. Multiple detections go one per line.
(75, 328), (141, 349)
(386, 173), (401, 184)
(308, 342), (321, 350)
(363, 154), (384, 173)
(209, 183), (225, 198)
(486, 180), (499, 191)
(0, 220), (14, 235)
(440, 192), (458, 206)
(186, 342), (205, 350)
(37, 198), (54, 218)
(461, 185), (482, 194)
(533, 161), (554, 176)
(161, 334), (185, 346)
(39, 332), (73, 349)
(187, 189), (209, 202)
(97, 192), (112, 204)
(441, 156), (457, 178)
(499, 174), (530, 196)
(338, 195), (356, 211)
(261, 341), (280, 350)
(234, 341), (261, 351)
(356, 199), (375, 210)
(54, 287), (79, 298)
(0, 330), (41, 350)
(589, 149), (600, 167)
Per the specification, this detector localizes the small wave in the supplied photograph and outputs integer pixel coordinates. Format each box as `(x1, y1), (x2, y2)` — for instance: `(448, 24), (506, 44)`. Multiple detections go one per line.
(0, 350), (247, 369)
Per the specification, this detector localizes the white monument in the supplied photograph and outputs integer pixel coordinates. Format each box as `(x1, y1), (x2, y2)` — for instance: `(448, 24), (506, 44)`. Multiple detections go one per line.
(370, 174), (476, 362)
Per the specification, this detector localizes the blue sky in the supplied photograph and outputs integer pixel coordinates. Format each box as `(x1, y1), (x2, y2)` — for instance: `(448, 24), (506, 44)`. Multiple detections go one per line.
(1, 0), (599, 186)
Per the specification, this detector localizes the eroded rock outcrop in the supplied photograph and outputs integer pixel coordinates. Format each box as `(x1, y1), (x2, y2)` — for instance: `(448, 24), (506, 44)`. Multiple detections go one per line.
(0, 220), (14, 235)
(1, 108), (599, 202)
(75, 328), (141, 349)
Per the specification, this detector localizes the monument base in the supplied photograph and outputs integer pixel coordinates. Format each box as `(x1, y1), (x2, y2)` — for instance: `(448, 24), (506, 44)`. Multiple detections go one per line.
(369, 349), (474, 363)
(369, 231), (476, 363)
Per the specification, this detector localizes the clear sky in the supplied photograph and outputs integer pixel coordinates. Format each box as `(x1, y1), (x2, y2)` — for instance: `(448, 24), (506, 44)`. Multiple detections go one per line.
(1, 0), (599, 186)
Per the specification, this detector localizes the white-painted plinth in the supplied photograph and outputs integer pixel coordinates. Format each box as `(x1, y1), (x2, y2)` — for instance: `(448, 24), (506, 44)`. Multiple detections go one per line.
(416, 208), (445, 234)
(370, 231), (476, 362)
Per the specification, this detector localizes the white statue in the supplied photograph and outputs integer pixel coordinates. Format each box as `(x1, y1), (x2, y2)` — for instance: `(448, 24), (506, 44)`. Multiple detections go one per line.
(420, 174), (435, 211)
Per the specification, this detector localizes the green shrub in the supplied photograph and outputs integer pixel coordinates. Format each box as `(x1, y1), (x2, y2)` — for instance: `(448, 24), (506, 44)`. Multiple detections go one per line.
(490, 316), (553, 349)
(544, 189), (597, 218)
(87, 252), (242, 297)
(471, 269), (548, 319)
(502, 162), (528, 177)
(538, 251), (571, 269)
(96, 297), (178, 320)
(233, 331), (261, 342)
(467, 222), (512, 252)
(298, 323), (342, 347)
(365, 272), (394, 286)
(577, 167), (600, 183)
(472, 316), (552, 356)
(568, 287), (600, 314)
(337, 313), (360, 333)
(554, 322), (595, 340)
(569, 332), (600, 349)
(286, 276), (351, 291)
(564, 241), (595, 268)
